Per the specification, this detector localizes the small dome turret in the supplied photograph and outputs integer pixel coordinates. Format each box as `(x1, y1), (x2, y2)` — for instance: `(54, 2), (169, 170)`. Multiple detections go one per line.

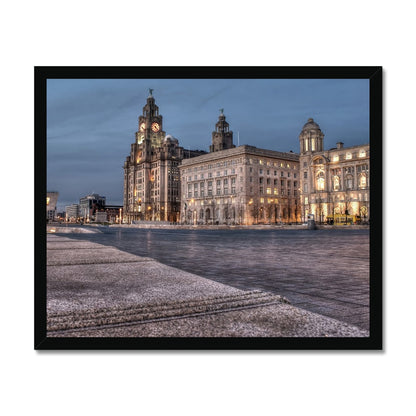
(299, 118), (324, 154)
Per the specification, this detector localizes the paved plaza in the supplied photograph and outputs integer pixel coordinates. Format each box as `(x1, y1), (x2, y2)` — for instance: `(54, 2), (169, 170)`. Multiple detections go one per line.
(62, 227), (370, 331)
(46, 231), (369, 338)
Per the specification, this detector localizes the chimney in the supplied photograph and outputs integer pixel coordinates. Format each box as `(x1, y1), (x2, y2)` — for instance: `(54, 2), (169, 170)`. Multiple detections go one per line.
(336, 142), (344, 149)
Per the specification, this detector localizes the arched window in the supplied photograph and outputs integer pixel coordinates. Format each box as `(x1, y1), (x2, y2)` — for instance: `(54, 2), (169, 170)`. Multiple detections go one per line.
(316, 171), (325, 191)
(345, 174), (354, 190)
(199, 209), (204, 220)
(333, 175), (340, 191)
(359, 174), (367, 188)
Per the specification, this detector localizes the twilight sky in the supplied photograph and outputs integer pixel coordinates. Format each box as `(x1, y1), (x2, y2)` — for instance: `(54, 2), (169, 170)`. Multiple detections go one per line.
(47, 78), (369, 210)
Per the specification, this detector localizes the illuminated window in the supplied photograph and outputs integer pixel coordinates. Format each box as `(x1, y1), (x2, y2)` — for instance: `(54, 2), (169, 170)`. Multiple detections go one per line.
(46, 197), (50, 206)
(346, 152), (352, 160)
(359, 149), (366, 157)
(274, 188), (278, 195)
(316, 171), (325, 191)
(333, 155), (339, 162)
(333, 175), (340, 191)
(359, 174), (367, 188)
(260, 198), (264, 203)
(266, 188), (272, 194)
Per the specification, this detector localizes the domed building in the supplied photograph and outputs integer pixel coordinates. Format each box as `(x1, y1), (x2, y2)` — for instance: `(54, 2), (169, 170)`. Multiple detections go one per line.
(299, 118), (370, 224)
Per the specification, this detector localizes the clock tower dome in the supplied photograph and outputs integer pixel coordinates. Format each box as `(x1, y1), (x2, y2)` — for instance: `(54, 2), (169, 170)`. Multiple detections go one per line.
(209, 109), (235, 152)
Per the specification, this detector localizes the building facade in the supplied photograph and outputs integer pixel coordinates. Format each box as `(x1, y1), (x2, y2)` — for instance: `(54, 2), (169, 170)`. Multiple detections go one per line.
(46, 191), (59, 221)
(79, 193), (106, 222)
(299, 118), (370, 223)
(122, 92), (370, 226)
(123, 90), (206, 223)
(65, 204), (80, 222)
(179, 113), (300, 225)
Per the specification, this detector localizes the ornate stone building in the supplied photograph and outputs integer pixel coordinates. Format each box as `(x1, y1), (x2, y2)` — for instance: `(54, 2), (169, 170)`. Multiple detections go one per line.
(123, 92), (370, 225)
(179, 112), (300, 225)
(123, 91), (207, 223)
(299, 118), (370, 223)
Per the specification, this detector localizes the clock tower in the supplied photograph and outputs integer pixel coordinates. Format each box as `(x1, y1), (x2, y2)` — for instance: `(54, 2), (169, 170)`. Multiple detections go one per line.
(124, 90), (184, 223)
(136, 88), (165, 148)
(210, 109), (235, 152)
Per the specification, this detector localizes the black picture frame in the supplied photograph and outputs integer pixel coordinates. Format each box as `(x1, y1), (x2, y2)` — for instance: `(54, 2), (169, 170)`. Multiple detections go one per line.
(35, 66), (382, 350)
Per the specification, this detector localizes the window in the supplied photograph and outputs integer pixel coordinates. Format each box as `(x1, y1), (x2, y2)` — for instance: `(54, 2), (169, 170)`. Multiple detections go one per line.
(345, 175), (353, 190)
(316, 171), (325, 191)
(333, 175), (340, 191)
(359, 174), (367, 188)
(266, 188), (272, 195)
(346, 152), (352, 160)
(304, 171), (308, 179)
(259, 177), (264, 184)
(359, 149), (366, 157)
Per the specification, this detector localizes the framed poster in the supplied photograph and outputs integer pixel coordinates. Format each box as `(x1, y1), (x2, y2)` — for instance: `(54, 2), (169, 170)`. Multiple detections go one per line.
(35, 66), (382, 349)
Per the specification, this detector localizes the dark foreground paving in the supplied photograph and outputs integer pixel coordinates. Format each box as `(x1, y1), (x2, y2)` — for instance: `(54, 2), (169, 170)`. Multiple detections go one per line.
(46, 234), (368, 338)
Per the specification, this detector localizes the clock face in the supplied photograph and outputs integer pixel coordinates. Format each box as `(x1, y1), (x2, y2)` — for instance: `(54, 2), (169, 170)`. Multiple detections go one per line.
(139, 123), (146, 132)
(151, 122), (160, 132)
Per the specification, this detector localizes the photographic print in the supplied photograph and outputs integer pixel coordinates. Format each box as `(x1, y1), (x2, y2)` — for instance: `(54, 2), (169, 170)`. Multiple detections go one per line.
(35, 67), (382, 349)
